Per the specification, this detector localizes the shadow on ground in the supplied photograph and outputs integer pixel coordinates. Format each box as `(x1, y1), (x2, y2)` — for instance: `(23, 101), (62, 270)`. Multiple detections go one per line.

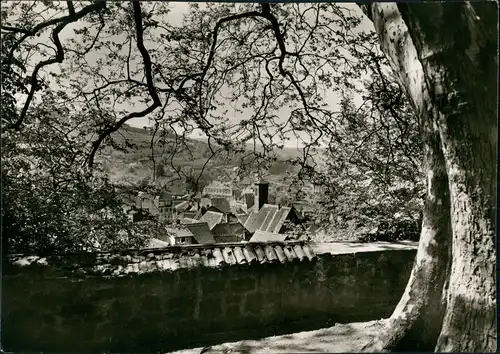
(169, 320), (388, 354)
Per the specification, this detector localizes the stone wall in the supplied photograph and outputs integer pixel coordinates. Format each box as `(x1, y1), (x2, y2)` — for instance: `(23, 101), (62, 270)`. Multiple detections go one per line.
(2, 248), (416, 353)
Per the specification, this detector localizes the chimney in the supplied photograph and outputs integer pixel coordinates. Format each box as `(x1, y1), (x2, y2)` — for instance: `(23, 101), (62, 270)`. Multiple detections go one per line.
(254, 179), (269, 211)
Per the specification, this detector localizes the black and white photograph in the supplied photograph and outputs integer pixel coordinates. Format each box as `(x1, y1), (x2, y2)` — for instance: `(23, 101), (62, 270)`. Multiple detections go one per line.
(1, 1), (497, 353)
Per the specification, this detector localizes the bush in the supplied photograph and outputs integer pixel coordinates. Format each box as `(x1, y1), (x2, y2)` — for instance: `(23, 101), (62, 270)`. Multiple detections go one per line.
(358, 218), (422, 243)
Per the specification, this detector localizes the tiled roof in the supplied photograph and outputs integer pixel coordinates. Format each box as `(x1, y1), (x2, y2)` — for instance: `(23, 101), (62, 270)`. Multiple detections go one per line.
(234, 207), (246, 216)
(243, 204), (292, 234)
(211, 222), (245, 237)
(232, 201), (247, 213)
(237, 214), (249, 225)
(293, 202), (314, 213)
(184, 222), (216, 244)
(159, 192), (183, 202)
(203, 181), (233, 197)
(201, 198), (212, 207)
(264, 206), (291, 233)
(249, 230), (290, 242)
(182, 211), (197, 219)
(200, 211), (224, 230)
(194, 209), (203, 220)
(6, 241), (317, 275)
(244, 204), (277, 233)
(240, 176), (252, 185)
(211, 198), (232, 214)
(214, 235), (244, 243)
(181, 218), (201, 224)
(165, 226), (193, 238)
(207, 205), (225, 215)
(147, 238), (170, 248)
(174, 200), (190, 211)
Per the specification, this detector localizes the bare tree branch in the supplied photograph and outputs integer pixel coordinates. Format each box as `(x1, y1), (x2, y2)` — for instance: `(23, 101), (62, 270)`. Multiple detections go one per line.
(87, 1), (161, 168)
(9, 1), (107, 130)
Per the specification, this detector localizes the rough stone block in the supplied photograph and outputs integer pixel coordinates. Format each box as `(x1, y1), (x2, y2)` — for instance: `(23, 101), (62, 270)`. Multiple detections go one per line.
(229, 277), (257, 293)
(224, 302), (242, 318)
(243, 292), (263, 316)
(198, 297), (223, 321)
(225, 294), (242, 306)
(258, 272), (280, 292)
(3, 245), (417, 353)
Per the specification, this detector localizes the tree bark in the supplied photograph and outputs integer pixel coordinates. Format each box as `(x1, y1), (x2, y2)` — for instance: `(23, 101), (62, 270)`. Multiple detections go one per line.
(360, 2), (497, 352)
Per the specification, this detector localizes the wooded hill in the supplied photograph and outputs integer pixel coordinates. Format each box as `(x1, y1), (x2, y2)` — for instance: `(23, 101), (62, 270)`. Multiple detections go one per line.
(101, 124), (318, 193)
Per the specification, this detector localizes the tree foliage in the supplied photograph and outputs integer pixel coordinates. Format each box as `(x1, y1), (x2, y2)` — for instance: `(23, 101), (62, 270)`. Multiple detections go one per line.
(2, 2), (497, 352)
(1, 92), (162, 254)
(1, 26), (156, 254)
(3, 2), (421, 248)
(311, 55), (423, 241)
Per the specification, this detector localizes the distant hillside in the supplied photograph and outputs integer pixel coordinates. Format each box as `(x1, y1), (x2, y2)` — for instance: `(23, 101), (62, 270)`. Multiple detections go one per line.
(191, 136), (311, 161)
(99, 124), (314, 192)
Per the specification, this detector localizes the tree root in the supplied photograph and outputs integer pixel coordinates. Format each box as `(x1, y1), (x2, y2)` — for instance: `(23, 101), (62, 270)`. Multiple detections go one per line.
(360, 318), (403, 352)
(359, 315), (439, 353)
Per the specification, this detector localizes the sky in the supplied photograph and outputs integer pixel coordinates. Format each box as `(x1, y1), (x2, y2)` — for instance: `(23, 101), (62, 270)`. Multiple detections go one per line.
(10, 2), (375, 148)
(129, 2), (375, 148)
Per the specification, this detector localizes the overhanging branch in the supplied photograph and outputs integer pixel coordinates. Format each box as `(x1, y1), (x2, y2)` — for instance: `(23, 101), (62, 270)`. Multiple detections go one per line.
(87, 1), (161, 168)
(9, 1), (107, 130)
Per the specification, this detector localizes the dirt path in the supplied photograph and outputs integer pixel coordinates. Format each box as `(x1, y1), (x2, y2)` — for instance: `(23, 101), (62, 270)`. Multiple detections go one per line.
(168, 320), (388, 354)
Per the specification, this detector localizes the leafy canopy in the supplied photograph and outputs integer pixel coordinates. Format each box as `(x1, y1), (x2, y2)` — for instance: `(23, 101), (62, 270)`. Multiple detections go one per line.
(2, 2), (423, 250)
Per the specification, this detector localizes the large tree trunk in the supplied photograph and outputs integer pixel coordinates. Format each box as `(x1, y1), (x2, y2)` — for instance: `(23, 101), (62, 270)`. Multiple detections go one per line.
(360, 3), (497, 352)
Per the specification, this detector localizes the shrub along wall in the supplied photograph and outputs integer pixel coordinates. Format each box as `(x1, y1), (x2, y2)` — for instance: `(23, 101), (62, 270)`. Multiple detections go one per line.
(2, 248), (416, 353)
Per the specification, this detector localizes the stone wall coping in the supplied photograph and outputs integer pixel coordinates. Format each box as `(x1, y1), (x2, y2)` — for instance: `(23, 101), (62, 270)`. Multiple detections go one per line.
(5, 240), (308, 259)
(311, 241), (418, 255)
(4, 240), (315, 275)
(4, 241), (418, 276)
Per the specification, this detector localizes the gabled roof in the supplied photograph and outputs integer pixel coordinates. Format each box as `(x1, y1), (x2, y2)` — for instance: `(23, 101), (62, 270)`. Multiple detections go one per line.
(203, 181), (233, 197)
(194, 209), (203, 220)
(266, 207), (292, 233)
(165, 226), (194, 238)
(211, 198), (232, 214)
(182, 211), (197, 219)
(240, 176), (252, 185)
(200, 211), (224, 230)
(181, 218), (201, 225)
(213, 235), (244, 243)
(184, 222), (215, 244)
(243, 204), (294, 234)
(207, 205), (224, 215)
(174, 200), (190, 212)
(249, 230), (290, 242)
(189, 205), (198, 212)
(233, 205), (247, 215)
(159, 192), (183, 202)
(201, 197), (212, 206)
(243, 204), (277, 233)
(211, 222), (245, 237)
(147, 238), (170, 248)
(237, 213), (249, 225)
